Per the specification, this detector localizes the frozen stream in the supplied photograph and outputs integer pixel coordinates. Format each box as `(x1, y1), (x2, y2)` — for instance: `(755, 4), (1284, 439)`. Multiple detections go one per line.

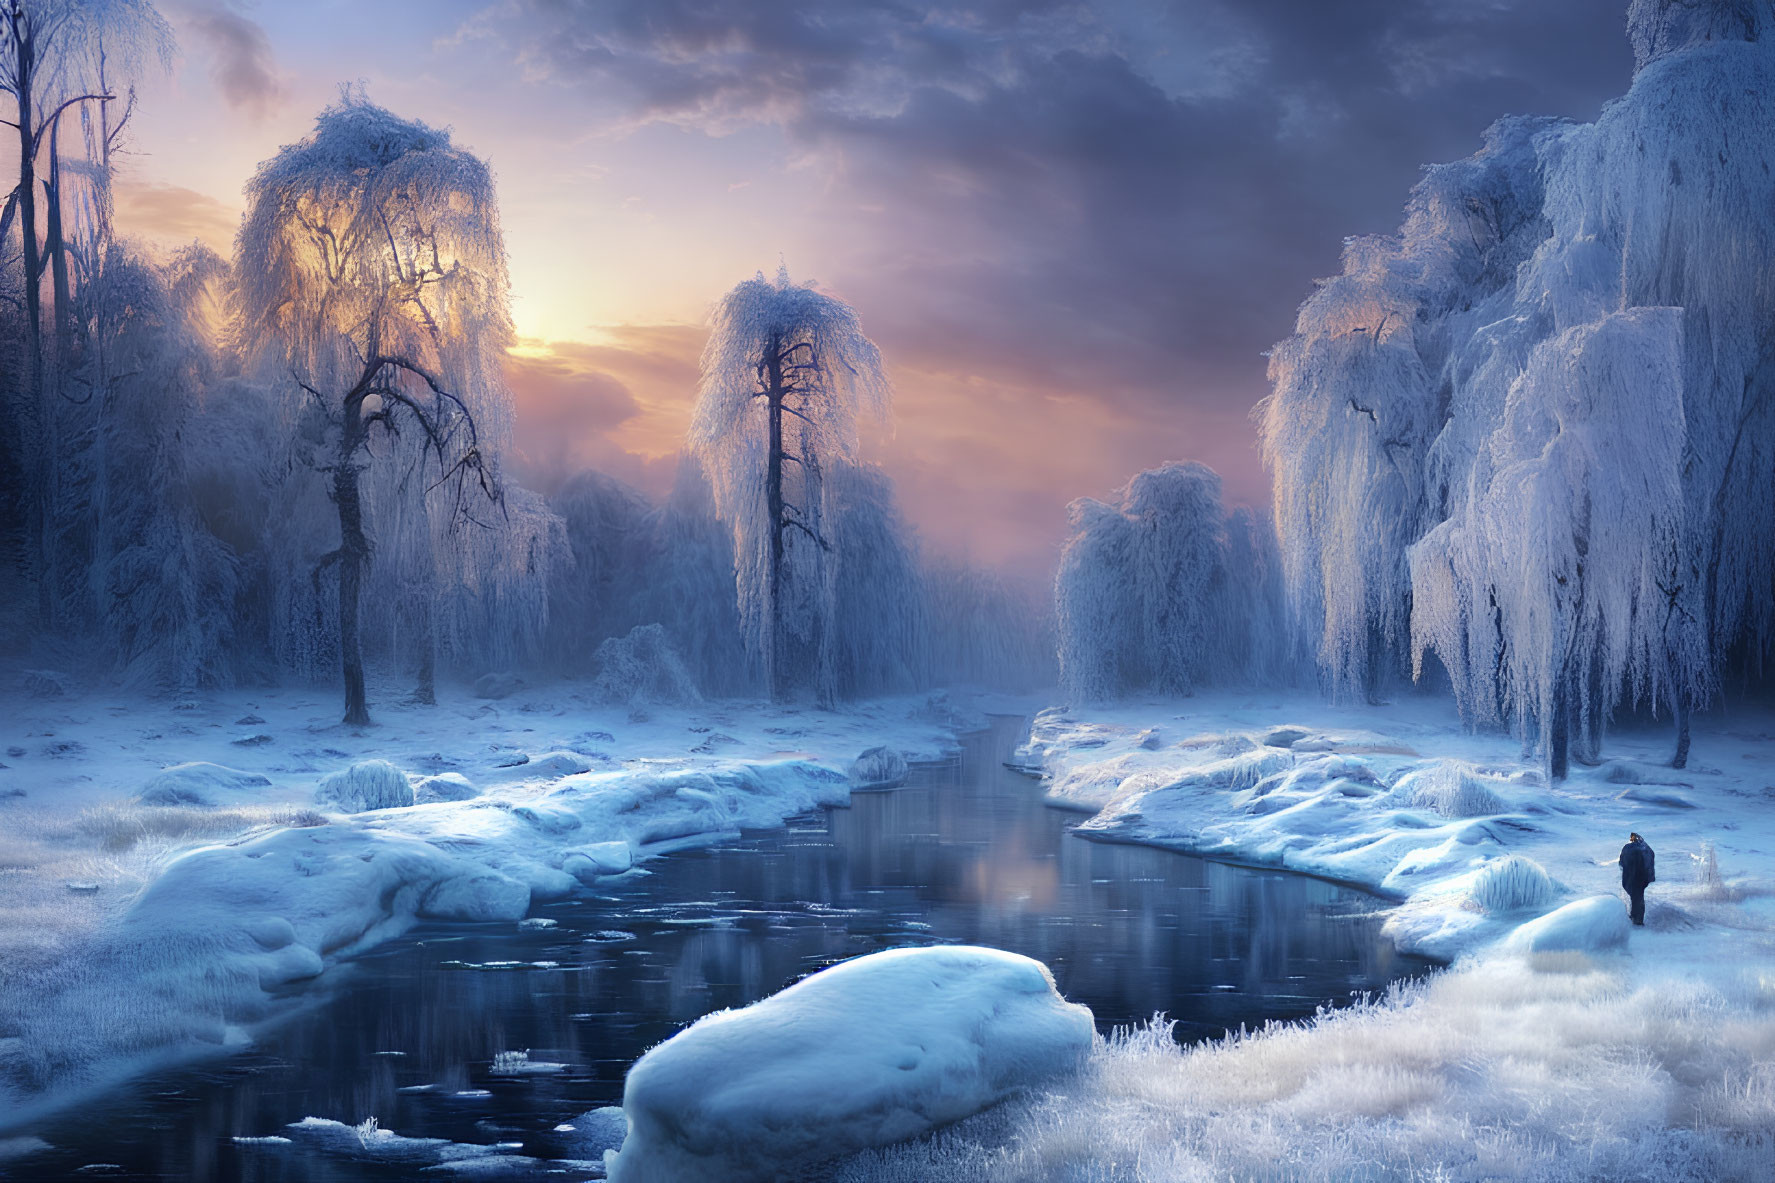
(17, 718), (1433, 1180)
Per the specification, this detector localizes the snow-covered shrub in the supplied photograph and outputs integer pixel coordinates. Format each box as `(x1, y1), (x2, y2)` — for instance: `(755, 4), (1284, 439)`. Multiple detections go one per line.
(847, 746), (908, 789)
(591, 624), (701, 706)
(1468, 855), (1559, 914)
(314, 761), (414, 813)
(1692, 841), (1729, 901)
(1400, 763), (1505, 818)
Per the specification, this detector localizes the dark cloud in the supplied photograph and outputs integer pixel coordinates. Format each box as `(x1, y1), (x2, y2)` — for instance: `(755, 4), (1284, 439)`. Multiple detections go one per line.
(174, 1), (285, 119)
(496, 0), (1633, 560)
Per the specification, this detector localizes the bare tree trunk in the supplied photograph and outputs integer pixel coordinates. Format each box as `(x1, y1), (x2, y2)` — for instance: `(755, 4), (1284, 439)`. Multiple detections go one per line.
(413, 592), (436, 705)
(46, 112), (72, 381)
(763, 328), (787, 702)
(335, 396), (372, 727)
(11, 10), (51, 628)
(1671, 680), (1691, 769)
(1548, 657), (1573, 782)
(1574, 639), (1605, 766)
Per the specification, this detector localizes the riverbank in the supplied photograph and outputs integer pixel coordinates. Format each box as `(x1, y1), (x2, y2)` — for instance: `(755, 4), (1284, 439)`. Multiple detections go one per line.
(887, 690), (1775, 1180)
(0, 665), (982, 1133)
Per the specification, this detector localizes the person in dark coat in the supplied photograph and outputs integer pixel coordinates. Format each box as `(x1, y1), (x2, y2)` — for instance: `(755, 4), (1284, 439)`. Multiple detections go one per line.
(1620, 832), (1655, 926)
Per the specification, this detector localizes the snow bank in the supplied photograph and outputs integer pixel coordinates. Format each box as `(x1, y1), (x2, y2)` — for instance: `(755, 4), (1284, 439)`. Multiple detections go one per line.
(139, 762), (272, 807)
(1506, 895), (1631, 956)
(314, 760), (414, 813)
(606, 945), (1094, 1182)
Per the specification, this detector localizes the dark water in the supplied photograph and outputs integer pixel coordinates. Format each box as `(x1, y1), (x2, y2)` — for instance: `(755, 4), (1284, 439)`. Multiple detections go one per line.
(13, 719), (1432, 1180)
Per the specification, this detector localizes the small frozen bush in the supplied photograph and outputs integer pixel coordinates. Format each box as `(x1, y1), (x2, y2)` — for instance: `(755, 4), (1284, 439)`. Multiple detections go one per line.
(1468, 855), (1559, 914)
(1404, 763), (1505, 818)
(314, 760), (414, 813)
(1693, 842), (1730, 901)
(591, 623), (701, 706)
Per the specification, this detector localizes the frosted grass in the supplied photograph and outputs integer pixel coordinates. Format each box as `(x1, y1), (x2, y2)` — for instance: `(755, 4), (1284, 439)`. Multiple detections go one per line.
(838, 957), (1775, 1182)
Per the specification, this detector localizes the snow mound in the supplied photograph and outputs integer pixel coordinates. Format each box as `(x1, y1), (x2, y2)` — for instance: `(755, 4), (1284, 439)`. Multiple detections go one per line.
(473, 672), (523, 700)
(1507, 895), (1631, 955)
(591, 624), (700, 706)
(564, 1107), (629, 1160)
(1467, 855), (1560, 914)
(315, 760), (415, 813)
(520, 751), (596, 778)
(140, 762), (273, 806)
(605, 945), (1094, 1182)
(414, 773), (478, 804)
(847, 745), (908, 789)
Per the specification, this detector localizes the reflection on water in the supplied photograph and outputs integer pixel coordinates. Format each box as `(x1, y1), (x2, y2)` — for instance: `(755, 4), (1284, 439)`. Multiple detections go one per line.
(19, 718), (1432, 1180)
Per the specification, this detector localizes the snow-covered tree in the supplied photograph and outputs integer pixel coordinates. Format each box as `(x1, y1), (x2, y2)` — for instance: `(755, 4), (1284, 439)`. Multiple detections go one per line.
(237, 93), (522, 725)
(1411, 310), (1692, 778)
(923, 560), (1057, 692)
(644, 456), (752, 697)
(689, 267), (891, 703)
(2, 0), (174, 628)
(826, 462), (924, 700)
(1265, 0), (1775, 771)
(1057, 461), (1281, 702)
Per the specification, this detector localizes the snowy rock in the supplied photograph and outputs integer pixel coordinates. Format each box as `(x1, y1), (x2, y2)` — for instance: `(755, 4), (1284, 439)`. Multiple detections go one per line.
(562, 842), (633, 882)
(315, 761), (415, 813)
(1507, 895), (1632, 955)
(414, 773), (478, 804)
(847, 745), (909, 790)
(522, 751), (597, 778)
(474, 672), (524, 700)
(140, 762), (274, 806)
(419, 872), (530, 922)
(605, 945), (1093, 1183)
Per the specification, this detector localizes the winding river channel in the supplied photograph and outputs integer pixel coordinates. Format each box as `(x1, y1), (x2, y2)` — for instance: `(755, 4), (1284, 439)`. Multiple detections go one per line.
(18, 717), (1432, 1180)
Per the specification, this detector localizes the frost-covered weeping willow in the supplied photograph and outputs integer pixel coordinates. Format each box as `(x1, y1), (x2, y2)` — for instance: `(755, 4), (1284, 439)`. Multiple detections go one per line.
(1056, 461), (1287, 702)
(236, 92), (557, 721)
(690, 268), (894, 702)
(1260, 0), (1773, 770)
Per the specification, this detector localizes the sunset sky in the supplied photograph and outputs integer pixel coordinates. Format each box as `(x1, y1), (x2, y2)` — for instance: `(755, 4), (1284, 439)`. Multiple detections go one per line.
(115, 0), (1635, 579)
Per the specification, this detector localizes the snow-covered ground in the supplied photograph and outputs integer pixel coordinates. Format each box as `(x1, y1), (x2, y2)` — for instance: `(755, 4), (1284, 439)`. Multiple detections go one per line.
(0, 664), (980, 1130)
(870, 690), (1773, 1181)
